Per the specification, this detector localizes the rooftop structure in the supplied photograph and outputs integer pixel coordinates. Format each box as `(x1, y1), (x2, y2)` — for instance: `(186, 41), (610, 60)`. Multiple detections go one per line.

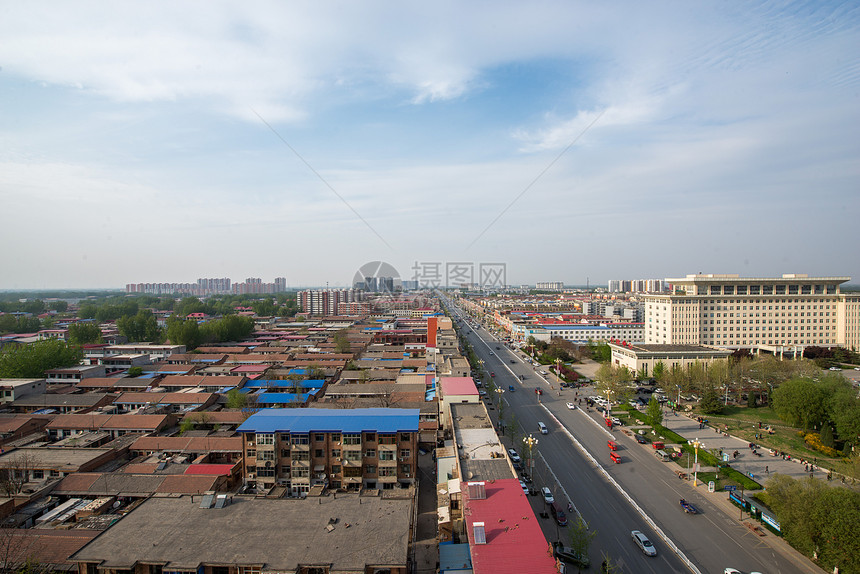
(72, 494), (411, 573)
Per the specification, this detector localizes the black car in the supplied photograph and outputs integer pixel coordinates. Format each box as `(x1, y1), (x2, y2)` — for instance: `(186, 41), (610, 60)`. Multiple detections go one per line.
(635, 434), (648, 444)
(554, 543), (590, 568)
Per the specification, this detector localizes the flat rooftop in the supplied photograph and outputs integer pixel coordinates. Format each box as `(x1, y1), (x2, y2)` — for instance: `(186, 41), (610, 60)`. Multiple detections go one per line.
(71, 494), (412, 571)
(614, 343), (732, 354)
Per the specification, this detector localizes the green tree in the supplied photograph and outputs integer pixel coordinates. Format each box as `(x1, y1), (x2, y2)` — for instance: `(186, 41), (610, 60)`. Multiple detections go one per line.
(646, 397), (663, 426)
(588, 341), (611, 363)
(67, 323), (102, 345)
(48, 301), (68, 312)
(652, 360), (666, 383)
(226, 389), (249, 409)
(127, 366), (143, 377)
(333, 330), (351, 353)
(166, 317), (201, 349)
(699, 387), (724, 415)
(766, 474), (860, 572)
(0, 340), (83, 378)
(251, 299), (276, 317)
(772, 378), (828, 431)
(819, 423), (836, 449)
(117, 310), (162, 343)
(567, 516), (596, 572)
(828, 385), (860, 447)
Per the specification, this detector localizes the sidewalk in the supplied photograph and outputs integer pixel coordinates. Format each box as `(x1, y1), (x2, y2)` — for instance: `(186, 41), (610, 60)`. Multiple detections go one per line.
(659, 412), (828, 482)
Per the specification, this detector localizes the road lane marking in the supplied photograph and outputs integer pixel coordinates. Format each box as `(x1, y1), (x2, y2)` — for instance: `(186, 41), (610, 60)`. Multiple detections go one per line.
(540, 404), (703, 574)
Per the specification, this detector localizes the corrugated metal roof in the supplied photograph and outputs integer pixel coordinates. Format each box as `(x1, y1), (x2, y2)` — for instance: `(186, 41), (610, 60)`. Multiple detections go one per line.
(237, 407), (420, 434)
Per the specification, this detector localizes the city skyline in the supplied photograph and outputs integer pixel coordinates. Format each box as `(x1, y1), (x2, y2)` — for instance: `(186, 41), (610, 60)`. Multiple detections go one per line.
(2, 2), (858, 289)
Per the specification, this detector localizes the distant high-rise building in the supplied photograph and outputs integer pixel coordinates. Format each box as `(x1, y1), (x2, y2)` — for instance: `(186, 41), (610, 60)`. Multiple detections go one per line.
(644, 273), (860, 351)
(535, 282), (564, 291)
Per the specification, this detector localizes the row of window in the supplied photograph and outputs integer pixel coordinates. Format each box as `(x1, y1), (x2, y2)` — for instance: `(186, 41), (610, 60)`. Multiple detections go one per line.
(248, 449), (411, 459)
(256, 432), (412, 445)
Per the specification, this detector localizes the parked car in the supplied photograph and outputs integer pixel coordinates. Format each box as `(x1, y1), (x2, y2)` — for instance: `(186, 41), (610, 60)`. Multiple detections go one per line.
(519, 480), (529, 493)
(631, 530), (657, 556)
(549, 502), (568, 526)
(508, 449), (521, 464)
(635, 434), (648, 444)
(553, 543), (589, 568)
(541, 487), (554, 504)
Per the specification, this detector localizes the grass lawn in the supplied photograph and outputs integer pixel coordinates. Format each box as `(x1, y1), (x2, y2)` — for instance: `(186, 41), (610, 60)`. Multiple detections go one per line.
(683, 467), (762, 491)
(695, 405), (854, 479)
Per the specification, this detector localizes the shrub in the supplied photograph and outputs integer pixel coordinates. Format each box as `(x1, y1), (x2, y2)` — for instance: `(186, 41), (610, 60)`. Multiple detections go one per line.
(804, 432), (840, 457)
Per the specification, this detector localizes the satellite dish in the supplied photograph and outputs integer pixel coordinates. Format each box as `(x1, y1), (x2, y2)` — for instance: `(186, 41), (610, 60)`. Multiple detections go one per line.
(467, 471), (473, 479)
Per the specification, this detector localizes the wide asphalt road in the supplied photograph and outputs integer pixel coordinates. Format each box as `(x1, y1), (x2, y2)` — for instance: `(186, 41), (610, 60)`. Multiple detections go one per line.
(445, 299), (818, 574)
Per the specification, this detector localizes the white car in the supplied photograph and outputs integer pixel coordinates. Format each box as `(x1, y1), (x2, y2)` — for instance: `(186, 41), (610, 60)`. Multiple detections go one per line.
(566, 402), (576, 410)
(519, 480), (529, 494)
(631, 530), (657, 556)
(541, 487), (554, 504)
(829, 366), (841, 371)
(611, 417), (623, 426)
(508, 449), (521, 464)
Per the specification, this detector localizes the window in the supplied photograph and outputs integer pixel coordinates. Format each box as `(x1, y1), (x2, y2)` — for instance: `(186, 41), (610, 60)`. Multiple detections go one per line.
(256, 433), (274, 445)
(331, 449), (341, 458)
(379, 451), (394, 461)
(364, 432), (376, 442)
(345, 450), (361, 462)
(314, 433), (325, 442)
(365, 465), (376, 474)
(291, 434), (309, 445)
(331, 433), (342, 443)
(400, 433), (411, 442)
(399, 449), (411, 458)
(343, 433), (361, 445)
(365, 449), (376, 458)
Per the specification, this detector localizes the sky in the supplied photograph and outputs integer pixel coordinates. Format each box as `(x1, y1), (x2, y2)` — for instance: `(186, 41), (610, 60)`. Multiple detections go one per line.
(1, 1), (859, 290)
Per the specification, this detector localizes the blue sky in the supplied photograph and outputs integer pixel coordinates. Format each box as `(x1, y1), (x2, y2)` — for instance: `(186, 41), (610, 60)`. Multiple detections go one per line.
(1, 1), (858, 289)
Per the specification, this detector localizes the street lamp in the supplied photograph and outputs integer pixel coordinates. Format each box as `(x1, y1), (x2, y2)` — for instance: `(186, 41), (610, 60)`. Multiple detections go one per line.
(690, 438), (703, 486)
(604, 389), (615, 419)
(523, 434), (539, 479)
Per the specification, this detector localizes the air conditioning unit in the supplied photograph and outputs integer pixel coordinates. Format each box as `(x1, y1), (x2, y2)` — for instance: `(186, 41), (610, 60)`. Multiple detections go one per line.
(399, 457), (405, 462)
(336, 457), (341, 462)
(248, 473), (256, 479)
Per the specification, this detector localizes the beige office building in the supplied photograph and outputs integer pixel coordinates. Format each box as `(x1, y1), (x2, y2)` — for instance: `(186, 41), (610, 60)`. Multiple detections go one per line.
(644, 274), (860, 352)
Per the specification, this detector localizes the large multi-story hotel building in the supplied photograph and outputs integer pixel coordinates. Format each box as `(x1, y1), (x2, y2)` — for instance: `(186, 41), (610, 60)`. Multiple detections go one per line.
(237, 408), (419, 496)
(644, 274), (860, 351)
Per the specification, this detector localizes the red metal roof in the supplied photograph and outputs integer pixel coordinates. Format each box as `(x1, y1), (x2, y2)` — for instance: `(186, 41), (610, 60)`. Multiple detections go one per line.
(439, 377), (478, 396)
(463, 479), (558, 574)
(184, 464), (234, 476)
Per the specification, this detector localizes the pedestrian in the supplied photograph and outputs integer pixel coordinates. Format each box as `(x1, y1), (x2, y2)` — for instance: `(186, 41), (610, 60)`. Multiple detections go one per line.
(765, 466), (769, 474)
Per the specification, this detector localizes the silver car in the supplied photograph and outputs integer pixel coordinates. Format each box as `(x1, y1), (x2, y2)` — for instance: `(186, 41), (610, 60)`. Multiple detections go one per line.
(631, 530), (657, 556)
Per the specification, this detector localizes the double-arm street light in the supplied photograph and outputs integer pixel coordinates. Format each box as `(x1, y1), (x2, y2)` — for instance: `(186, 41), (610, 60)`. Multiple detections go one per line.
(690, 438), (703, 486)
(523, 434), (538, 479)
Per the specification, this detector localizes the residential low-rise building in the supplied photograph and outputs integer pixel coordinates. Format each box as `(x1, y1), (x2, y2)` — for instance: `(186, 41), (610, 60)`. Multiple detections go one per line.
(72, 494), (412, 574)
(237, 408), (419, 496)
(0, 378), (46, 403)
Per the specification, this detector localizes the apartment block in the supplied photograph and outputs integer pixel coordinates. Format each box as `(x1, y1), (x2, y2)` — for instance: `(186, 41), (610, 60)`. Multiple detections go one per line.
(237, 408), (419, 496)
(644, 273), (860, 351)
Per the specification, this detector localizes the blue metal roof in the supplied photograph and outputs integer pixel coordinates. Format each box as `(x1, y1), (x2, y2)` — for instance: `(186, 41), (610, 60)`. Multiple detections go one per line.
(237, 407), (420, 434)
(254, 392), (316, 404)
(244, 379), (326, 389)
